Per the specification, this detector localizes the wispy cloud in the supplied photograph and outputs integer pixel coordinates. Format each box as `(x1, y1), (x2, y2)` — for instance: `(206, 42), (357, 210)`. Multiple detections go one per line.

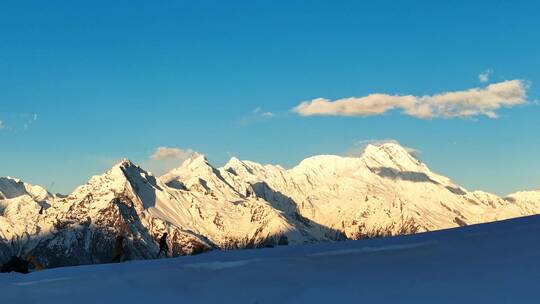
(293, 80), (528, 119)
(143, 146), (198, 175)
(0, 113), (39, 132)
(22, 113), (38, 130)
(478, 69), (493, 83)
(253, 107), (275, 117)
(237, 107), (276, 126)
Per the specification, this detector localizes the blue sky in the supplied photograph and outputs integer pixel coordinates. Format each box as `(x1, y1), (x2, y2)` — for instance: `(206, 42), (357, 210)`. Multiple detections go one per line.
(1, 1), (539, 195)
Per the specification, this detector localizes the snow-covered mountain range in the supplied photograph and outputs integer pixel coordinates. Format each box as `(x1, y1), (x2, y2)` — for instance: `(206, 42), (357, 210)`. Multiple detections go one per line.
(2, 143), (540, 268)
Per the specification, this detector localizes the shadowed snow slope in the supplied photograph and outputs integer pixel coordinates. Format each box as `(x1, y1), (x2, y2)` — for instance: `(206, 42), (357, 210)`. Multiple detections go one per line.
(2, 215), (540, 303)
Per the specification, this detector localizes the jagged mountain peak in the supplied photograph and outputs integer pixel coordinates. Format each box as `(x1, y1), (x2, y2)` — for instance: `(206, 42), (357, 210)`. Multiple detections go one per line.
(0, 176), (50, 201)
(364, 141), (409, 152)
(0, 176), (29, 200)
(223, 156), (257, 174)
(224, 157), (283, 171)
(225, 156), (243, 167)
(100, 158), (157, 183)
(105, 158), (152, 185)
(170, 153), (209, 172)
(360, 142), (423, 171)
(113, 158), (137, 169)
(291, 155), (360, 176)
(185, 153), (210, 167)
(362, 142), (415, 159)
(1, 176), (21, 183)
(69, 159), (154, 201)
(113, 158), (153, 178)
(160, 153), (214, 182)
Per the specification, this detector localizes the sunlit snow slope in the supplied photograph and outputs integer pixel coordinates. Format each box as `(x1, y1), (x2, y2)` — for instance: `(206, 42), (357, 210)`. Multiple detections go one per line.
(2, 215), (539, 304)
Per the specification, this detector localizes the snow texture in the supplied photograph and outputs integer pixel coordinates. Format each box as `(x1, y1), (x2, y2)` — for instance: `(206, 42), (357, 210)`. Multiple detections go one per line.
(1, 215), (539, 303)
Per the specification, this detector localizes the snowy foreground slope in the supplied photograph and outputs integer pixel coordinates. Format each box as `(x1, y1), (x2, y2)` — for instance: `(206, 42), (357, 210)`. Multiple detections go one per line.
(2, 215), (540, 304)
(2, 142), (540, 267)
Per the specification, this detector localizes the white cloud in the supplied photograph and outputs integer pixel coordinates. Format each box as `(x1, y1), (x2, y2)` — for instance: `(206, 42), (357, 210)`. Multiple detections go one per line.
(22, 113), (38, 130)
(150, 147), (196, 160)
(261, 112), (274, 117)
(293, 80), (527, 119)
(479, 69), (493, 83)
(143, 146), (198, 176)
(238, 107), (276, 126)
(253, 107), (275, 117)
(0, 113), (38, 131)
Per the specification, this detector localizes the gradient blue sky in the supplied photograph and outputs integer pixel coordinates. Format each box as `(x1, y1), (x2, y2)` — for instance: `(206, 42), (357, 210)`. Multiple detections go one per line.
(1, 1), (539, 195)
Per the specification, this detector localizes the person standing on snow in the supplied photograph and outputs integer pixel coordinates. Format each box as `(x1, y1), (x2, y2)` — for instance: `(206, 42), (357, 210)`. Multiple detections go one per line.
(112, 235), (125, 263)
(158, 233), (169, 257)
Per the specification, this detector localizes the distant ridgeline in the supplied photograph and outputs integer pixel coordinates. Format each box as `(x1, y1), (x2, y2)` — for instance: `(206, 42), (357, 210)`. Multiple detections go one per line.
(1, 143), (540, 268)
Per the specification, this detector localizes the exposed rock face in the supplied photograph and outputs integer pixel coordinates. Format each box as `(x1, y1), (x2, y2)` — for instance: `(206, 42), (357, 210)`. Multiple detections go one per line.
(2, 143), (540, 268)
